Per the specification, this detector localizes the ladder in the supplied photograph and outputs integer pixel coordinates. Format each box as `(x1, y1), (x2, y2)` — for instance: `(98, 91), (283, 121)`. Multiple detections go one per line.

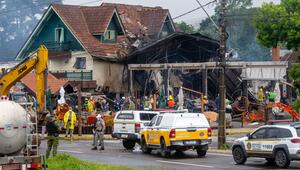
(24, 92), (39, 156)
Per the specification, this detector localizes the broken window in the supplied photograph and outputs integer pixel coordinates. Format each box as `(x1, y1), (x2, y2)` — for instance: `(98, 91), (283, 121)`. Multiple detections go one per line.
(55, 27), (64, 43)
(73, 57), (86, 69)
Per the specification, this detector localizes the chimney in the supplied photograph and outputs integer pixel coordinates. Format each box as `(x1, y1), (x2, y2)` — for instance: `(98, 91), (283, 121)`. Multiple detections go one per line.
(272, 46), (280, 61)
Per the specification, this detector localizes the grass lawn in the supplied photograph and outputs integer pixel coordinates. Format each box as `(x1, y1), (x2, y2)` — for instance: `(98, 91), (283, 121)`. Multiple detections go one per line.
(47, 154), (155, 170)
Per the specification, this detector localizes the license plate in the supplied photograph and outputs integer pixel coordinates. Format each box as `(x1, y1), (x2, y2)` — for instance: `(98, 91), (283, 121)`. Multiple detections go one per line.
(121, 134), (128, 138)
(185, 141), (196, 145)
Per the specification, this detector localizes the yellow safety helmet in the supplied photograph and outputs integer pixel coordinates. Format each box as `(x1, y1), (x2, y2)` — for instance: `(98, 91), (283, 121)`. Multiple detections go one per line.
(169, 95), (173, 100)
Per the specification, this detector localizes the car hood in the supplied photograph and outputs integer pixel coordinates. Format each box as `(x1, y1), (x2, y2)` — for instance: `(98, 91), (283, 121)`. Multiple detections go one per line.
(234, 136), (248, 143)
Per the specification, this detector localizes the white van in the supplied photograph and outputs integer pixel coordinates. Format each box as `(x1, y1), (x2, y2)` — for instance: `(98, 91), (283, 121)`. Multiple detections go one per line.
(112, 110), (159, 150)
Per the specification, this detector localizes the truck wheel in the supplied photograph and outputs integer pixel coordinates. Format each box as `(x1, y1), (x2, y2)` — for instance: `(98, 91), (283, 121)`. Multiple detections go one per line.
(141, 137), (152, 154)
(122, 139), (135, 150)
(160, 138), (171, 158)
(232, 146), (247, 164)
(275, 150), (290, 168)
(196, 148), (207, 157)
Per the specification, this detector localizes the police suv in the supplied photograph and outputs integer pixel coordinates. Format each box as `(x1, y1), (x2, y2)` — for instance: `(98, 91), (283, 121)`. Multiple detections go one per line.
(232, 123), (300, 168)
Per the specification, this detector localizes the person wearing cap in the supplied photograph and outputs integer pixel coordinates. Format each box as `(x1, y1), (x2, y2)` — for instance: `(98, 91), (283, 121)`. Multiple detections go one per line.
(64, 106), (77, 141)
(46, 114), (60, 158)
(167, 95), (175, 109)
(91, 114), (105, 150)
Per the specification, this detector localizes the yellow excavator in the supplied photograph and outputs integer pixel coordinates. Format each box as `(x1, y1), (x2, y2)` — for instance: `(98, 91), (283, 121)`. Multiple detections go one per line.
(0, 45), (48, 121)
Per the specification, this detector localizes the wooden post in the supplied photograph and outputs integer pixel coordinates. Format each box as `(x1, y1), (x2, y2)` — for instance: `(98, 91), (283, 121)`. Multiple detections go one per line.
(77, 83), (82, 136)
(201, 94), (204, 113)
(130, 70), (133, 96)
(202, 69), (207, 96)
(165, 69), (170, 98)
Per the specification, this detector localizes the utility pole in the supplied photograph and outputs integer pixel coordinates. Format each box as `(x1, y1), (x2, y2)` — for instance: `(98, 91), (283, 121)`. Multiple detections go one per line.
(218, 0), (227, 149)
(77, 83), (82, 136)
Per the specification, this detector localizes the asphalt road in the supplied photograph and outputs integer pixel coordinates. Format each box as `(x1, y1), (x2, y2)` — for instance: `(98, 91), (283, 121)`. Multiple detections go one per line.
(40, 139), (300, 170)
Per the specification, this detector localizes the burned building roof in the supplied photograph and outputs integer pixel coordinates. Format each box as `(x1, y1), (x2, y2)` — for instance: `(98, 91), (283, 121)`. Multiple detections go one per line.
(16, 3), (175, 61)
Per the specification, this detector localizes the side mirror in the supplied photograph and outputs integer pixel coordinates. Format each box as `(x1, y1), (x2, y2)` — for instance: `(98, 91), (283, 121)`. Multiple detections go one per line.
(246, 133), (251, 139)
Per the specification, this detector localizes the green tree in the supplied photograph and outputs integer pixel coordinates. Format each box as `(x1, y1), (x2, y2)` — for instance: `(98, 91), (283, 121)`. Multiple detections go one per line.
(198, 0), (270, 61)
(254, 0), (300, 50)
(175, 22), (197, 34)
(288, 65), (300, 110)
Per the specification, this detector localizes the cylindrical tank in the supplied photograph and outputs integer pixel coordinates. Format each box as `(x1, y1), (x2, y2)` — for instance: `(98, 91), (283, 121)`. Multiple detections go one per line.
(0, 100), (29, 156)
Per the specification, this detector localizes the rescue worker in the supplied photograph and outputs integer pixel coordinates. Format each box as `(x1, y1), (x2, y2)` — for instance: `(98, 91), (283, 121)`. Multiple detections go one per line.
(46, 114), (60, 158)
(128, 97), (136, 110)
(91, 114), (105, 150)
(257, 87), (265, 103)
(64, 106), (77, 141)
(268, 90), (277, 103)
(144, 96), (151, 110)
(167, 95), (175, 108)
(202, 96), (209, 111)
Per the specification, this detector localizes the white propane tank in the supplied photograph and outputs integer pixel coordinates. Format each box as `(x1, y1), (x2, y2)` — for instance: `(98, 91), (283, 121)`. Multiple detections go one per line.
(0, 99), (29, 156)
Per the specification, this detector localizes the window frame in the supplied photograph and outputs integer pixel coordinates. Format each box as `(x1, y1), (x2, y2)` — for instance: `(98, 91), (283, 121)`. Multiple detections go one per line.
(104, 30), (116, 41)
(73, 57), (86, 69)
(116, 113), (134, 120)
(139, 113), (157, 121)
(55, 27), (64, 43)
(148, 115), (158, 127)
(250, 128), (267, 140)
(155, 116), (163, 126)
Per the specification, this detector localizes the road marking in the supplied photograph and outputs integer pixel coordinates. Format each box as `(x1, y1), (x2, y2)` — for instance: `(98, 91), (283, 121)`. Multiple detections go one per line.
(208, 153), (232, 157)
(156, 160), (214, 168)
(58, 150), (83, 154)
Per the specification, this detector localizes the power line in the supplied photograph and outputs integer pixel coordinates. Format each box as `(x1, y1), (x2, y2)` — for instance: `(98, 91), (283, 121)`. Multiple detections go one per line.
(195, 0), (219, 30)
(173, 0), (216, 20)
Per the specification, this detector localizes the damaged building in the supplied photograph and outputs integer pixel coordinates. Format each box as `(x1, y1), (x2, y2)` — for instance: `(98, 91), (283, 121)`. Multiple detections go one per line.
(14, 2), (252, 102)
(126, 32), (252, 102)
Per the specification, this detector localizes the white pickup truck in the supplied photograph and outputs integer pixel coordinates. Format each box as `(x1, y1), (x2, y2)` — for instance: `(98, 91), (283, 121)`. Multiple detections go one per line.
(112, 110), (159, 150)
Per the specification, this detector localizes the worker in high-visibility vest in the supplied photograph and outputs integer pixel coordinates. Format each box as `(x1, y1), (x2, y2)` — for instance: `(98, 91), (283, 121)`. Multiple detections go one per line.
(202, 96), (209, 111)
(167, 95), (176, 109)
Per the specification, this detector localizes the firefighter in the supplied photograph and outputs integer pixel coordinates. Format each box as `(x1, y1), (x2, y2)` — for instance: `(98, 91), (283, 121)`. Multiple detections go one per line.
(91, 114), (105, 150)
(64, 106), (77, 141)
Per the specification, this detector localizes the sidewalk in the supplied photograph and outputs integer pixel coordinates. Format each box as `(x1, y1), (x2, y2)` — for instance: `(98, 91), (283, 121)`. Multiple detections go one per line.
(212, 127), (254, 136)
(42, 127), (255, 141)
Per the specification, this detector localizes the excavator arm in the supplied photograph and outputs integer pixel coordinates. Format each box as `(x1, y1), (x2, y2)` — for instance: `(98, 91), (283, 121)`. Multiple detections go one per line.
(0, 45), (48, 113)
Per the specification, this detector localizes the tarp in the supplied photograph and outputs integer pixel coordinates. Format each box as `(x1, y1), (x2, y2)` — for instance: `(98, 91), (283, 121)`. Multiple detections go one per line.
(242, 67), (286, 80)
(177, 87), (184, 110)
(274, 82), (281, 102)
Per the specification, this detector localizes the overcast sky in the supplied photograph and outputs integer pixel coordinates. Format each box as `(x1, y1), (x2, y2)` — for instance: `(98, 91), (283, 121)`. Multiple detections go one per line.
(63, 0), (281, 24)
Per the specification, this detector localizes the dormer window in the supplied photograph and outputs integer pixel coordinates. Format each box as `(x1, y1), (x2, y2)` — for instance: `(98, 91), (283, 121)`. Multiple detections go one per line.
(55, 27), (64, 43)
(104, 30), (116, 41)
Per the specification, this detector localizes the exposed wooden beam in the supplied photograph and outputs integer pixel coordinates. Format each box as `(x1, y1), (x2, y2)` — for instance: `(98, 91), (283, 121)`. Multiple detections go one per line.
(128, 61), (288, 71)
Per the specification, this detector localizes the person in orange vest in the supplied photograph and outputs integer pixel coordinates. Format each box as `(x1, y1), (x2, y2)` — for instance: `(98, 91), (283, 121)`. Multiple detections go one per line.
(167, 95), (176, 109)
